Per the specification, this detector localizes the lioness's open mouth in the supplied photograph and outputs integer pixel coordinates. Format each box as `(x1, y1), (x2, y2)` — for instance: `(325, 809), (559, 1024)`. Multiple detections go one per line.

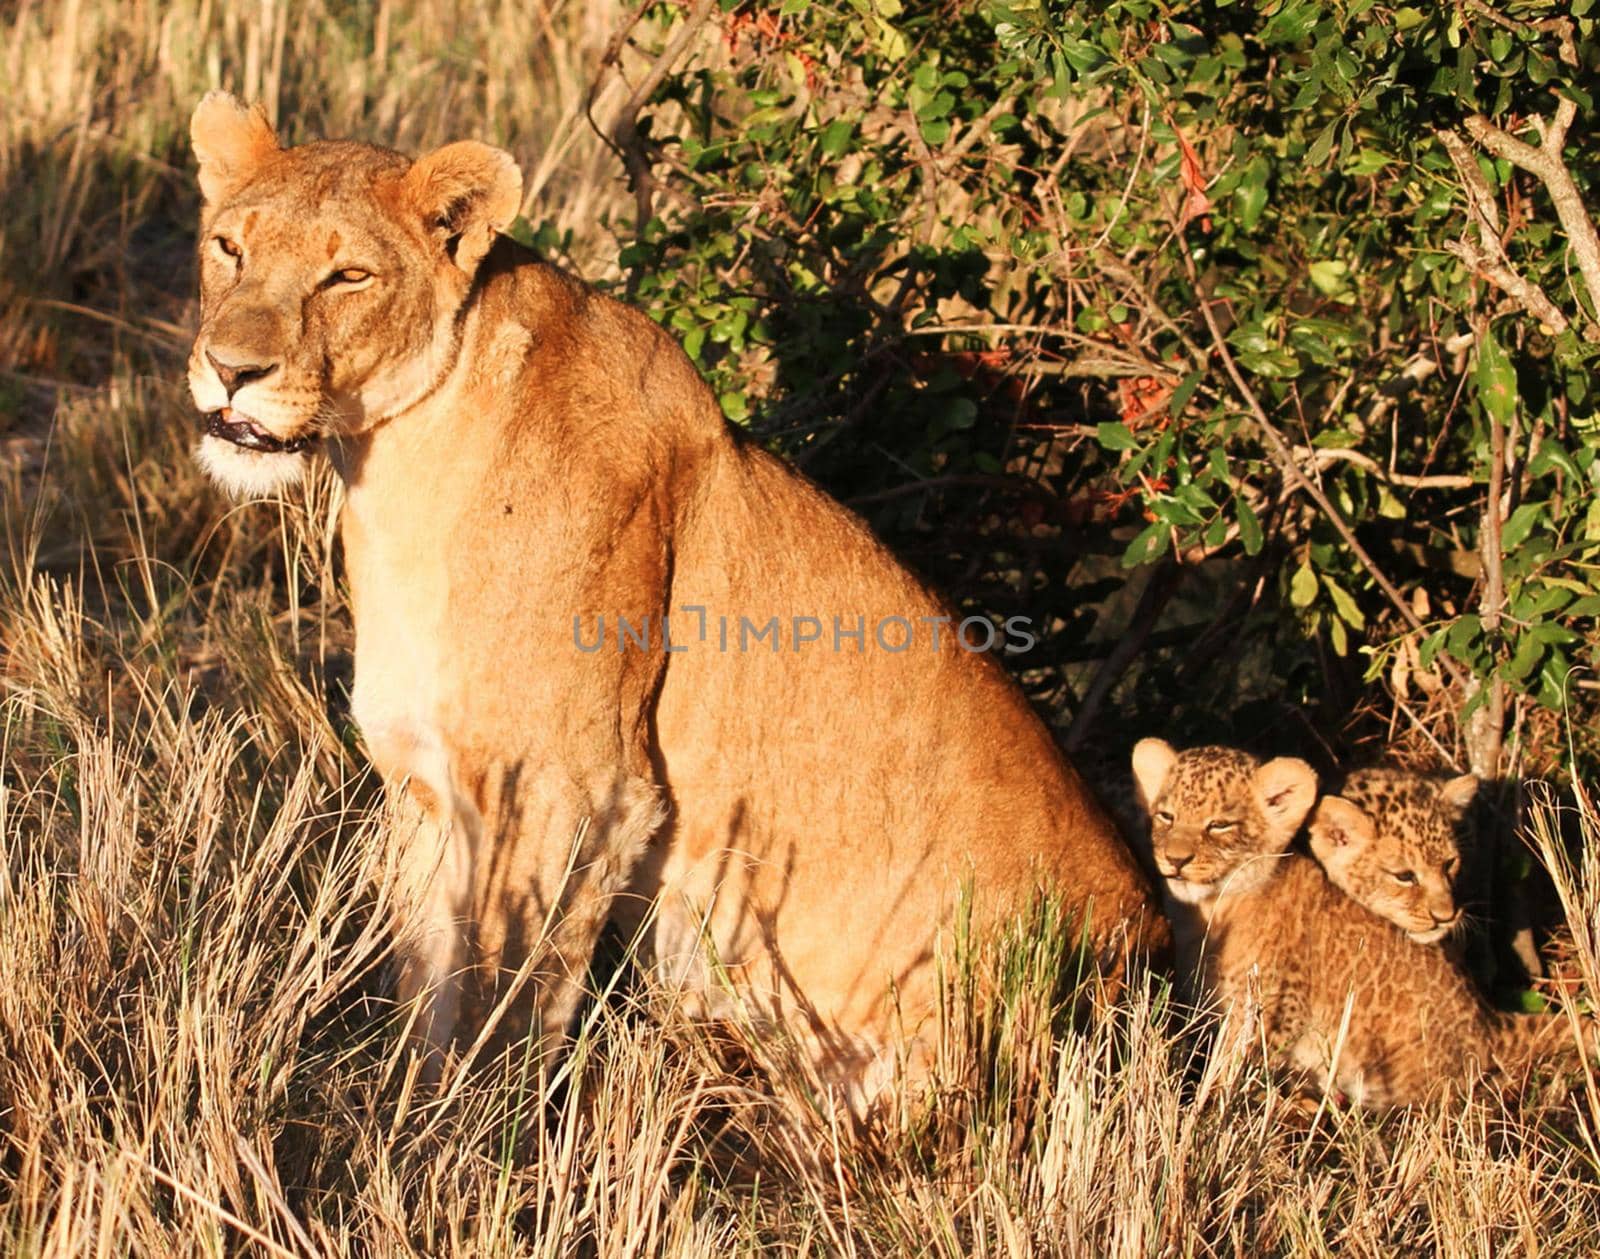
(204, 407), (313, 454)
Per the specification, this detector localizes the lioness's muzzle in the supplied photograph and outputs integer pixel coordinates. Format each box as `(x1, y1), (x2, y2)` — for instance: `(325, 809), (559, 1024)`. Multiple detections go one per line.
(204, 407), (312, 454)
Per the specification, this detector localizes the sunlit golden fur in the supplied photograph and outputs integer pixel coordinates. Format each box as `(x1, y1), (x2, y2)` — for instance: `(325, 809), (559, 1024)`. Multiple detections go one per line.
(1309, 767), (1477, 944)
(185, 93), (1168, 1109)
(1135, 740), (1584, 1108)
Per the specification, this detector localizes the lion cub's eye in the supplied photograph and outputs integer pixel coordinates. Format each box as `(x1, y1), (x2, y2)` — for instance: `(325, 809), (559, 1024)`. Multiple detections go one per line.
(322, 267), (374, 291)
(1388, 869), (1418, 885)
(1206, 819), (1237, 834)
(213, 236), (242, 260)
(1153, 811), (1174, 827)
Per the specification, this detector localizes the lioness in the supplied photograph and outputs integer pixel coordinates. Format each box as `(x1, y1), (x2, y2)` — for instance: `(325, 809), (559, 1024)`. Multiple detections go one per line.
(186, 93), (1167, 1106)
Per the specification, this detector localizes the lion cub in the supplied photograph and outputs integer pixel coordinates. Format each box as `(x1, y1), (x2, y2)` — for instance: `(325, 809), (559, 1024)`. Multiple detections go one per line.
(1132, 739), (1573, 1107)
(1310, 767), (1477, 944)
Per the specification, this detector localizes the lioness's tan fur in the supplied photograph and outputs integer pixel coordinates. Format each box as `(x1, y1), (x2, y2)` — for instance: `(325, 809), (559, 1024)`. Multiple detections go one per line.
(185, 94), (1167, 1105)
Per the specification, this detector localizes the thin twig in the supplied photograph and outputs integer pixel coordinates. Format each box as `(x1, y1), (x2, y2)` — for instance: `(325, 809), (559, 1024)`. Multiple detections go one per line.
(847, 472), (1061, 509)
(1299, 445), (1474, 490)
(1179, 248), (1469, 690)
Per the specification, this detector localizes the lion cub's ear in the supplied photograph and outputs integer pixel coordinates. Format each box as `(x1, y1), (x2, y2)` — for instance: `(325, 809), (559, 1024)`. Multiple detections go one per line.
(402, 141), (523, 276)
(1309, 795), (1376, 854)
(191, 91), (279, 205)
(1131, 738), (1177, 812)
(1438, 773), (1479, 818)
(1252, 757), (1317, 846)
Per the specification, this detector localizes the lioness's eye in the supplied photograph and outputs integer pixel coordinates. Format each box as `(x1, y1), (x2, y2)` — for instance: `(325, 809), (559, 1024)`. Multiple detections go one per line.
(322, 267), (374, 290)
(1389, 869), (1417, 885)
(214, 236), (242, 259)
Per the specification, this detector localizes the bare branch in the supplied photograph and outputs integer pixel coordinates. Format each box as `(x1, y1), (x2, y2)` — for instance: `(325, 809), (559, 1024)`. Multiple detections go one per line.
(1436, 128), (1572, 333)
(1299, 446), (1475, 490)
(1466, 338), (1508, 780)
(595, 0), (715, 238)
(1462, 106), (1600, 334)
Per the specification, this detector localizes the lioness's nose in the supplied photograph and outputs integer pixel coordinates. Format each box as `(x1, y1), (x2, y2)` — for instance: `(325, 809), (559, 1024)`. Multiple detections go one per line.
(206, 350), (278, 398)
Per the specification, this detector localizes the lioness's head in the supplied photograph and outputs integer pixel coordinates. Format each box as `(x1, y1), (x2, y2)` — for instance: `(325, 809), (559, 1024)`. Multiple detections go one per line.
(1131, 739), (1317, 905)
(187, 92), (522, 496)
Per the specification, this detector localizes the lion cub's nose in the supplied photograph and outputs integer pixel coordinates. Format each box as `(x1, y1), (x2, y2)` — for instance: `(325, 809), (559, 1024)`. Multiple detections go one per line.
(1164, 851), (1194, 876)
(206, 349), (278, 398)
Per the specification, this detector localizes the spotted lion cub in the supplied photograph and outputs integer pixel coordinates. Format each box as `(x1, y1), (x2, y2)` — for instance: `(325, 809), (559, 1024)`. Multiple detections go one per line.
(1132, 739), (1577, 1107)
(1310, 767), (1476, 944)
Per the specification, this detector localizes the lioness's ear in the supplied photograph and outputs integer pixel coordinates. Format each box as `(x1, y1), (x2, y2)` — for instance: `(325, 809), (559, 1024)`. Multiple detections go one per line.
(1253, 756), (1317, 841)
(191, 91), (278, 205)
(1438, 773), (1479, 818)
(1131, 738), (1177, 811)
(1309, 796), (1375, 852)
(402, 141), (522, 276)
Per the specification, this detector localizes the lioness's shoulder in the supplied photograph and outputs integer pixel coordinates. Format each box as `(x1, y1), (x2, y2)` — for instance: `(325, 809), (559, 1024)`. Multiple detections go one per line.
(462, 239), (727, 454)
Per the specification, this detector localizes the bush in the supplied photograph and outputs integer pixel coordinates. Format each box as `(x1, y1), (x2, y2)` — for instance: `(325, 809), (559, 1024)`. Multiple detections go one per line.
(598, 0), (1600, 783)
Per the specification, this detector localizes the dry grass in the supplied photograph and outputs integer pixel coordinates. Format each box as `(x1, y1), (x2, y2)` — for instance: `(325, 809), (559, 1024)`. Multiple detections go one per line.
(3, 2), (1600, 1254)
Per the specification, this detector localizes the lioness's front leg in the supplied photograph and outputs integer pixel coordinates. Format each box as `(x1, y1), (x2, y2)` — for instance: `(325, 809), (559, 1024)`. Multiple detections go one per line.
(461, 763), (666, 1054)
(387, 791), (472, 1069)
(387, 761), (664, 1071)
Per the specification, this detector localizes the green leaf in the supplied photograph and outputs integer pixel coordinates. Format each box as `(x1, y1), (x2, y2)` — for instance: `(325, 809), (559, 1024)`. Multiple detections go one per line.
(1233, 158), (1269, 231)
(1237, 496), (1263, 556)
(1345, 148), (1391, 177)
(1306, 120), (1339, 167)
(1515, 582), (1573, 620)
(1323, 575), (1366, 629)
(1500, 502), (1544, 551)
(941, 397), (978, 431)
(1168, 370), (1204, 418)
(1475, 326), (1517, 427)
(820, 120), (854, 157)
(1121, 522), (1169, 569)
(1290, 563), (1318, 607)
(1308, 259), (1351, 297)
(1445, 614), (1483, 658)
(1097, 421), (1138, 451)
(1504, 632), (1546, 683)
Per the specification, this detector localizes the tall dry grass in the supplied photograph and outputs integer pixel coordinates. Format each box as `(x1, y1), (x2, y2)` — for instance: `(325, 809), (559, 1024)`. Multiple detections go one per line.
(3, 1), (1600, 1254)
(0, 0), (632, 381)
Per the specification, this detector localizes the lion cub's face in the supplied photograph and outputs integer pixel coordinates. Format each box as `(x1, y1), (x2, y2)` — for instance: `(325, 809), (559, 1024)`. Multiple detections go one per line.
(1131, 740), (1318, 906)
(1308, 767), (1476, 944)
(186, 92), (521, 497)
